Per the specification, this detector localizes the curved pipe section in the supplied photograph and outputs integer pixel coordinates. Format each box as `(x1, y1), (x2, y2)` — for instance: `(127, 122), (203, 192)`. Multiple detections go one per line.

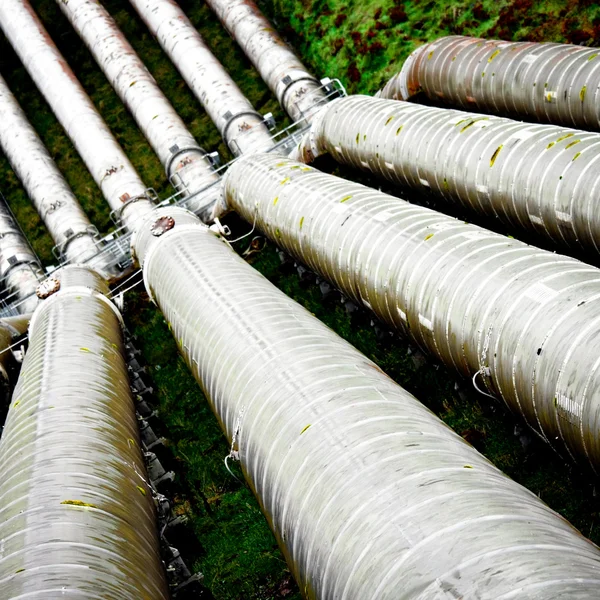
(294, 95), (600, 255)
(224, 154), (600, 472)
(129, 0), (274, 156)
(56, 0), (219, 213)
(0, 73), (115, 276)
(132, 206), (600, 598)
(380, 35), (600, 130)
(0, 265), (169, 598)
(204, 0), (327, 123)
(0, 0), (154, 232)
(0, 198), (43, 314)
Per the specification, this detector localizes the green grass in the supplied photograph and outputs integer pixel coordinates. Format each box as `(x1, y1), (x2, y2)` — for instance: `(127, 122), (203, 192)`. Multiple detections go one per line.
(1, 1), (600, 598)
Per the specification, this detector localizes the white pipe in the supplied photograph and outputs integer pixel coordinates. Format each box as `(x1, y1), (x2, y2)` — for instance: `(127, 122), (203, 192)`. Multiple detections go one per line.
(129, 0), (274, 156)
(0, 0), (155, 233)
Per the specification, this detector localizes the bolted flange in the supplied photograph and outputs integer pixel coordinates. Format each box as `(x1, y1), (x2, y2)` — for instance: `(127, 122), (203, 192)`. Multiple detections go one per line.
(151, 215), (175, 237)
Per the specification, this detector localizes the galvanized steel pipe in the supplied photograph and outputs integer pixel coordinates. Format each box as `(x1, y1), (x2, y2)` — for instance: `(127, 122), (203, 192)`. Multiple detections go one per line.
(204, 0), (327, 123)
(0, 73), (115, 276)
(0, 265), (170, 598)
(129, 0), (274, 156)
(224, 153), (600, 472)
(0, 198), (43, 315)
(380, 35), (600, 131)
(294, 94), (600, 255)
(0, 0), (154, 232)
(133, 206), (600, 598)
(56, 0), (219, 213)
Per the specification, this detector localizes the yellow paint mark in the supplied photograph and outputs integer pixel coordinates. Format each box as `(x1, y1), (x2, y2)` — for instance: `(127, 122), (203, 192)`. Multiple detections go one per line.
(424, 233), (434, 241)
(454, 119), (466, 127)
(580, 85), (587, 102)
(556, 133), (574, 142)
(129, 80), (137, 87)
(80, 347), (91, 353)
(489, 145), (503, 167)
(136, 486), (147, 496)
(396, 125), (404, 136)
(481, 72), (485, 77)
(300, 424), (311, 434)
(427, 51), (434, 60)
(127, 438), (135, 448)
(442, 178), (449, 190)
(61, 500), (98, 508)
(546, 142), (555, 150)
(452, 56), (456, 61)
(275, 228), (281, 238)
(546, 92), (553, 102)
(463, 465), (473, 469)
(488, 49), (500, 62)
(589, 53), (598, 61)
(340, 195), (353, 203)
(15, 569), (25, 574)
(572, 152), (582, 161)
(13, 400), (20, 408)
(363, 134), (367, 141)
(385, 116), (394, 125)
(280, 177), (290, 185)
(299, 216), (305, 230)
(275, 162), (287, 167)
(301, 167), (311, 171)
(273, 196), (279, 206)
(460, 120), (476, 132)
(356, 133), (360, 144)
(565, 140), (581, 150)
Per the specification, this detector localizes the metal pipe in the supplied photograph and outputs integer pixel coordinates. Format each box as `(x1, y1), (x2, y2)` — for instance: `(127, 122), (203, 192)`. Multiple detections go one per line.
(56, 0), (220, 216)
(0, 197), (43, 315)
(0, 72), (116, 277)
(0, 314), (31, 405)
(380, 35), (600, 131)
(0, 0), (155, 232)
(132, 206), (600, 598)
(223, 153), (600, 473)
(0, 265), (170, 598)
(293, 94), (600, 255)
(129, 0), (274, 156)
(204, 0), (327, 123)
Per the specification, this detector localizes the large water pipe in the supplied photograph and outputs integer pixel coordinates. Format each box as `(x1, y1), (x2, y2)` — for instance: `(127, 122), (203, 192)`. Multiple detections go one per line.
(0, 0), (155, 232)
(204, 0), (328, 123)
(0, 197), (43, 314)
(223, 153), (600, 472)
(129, 0), (275, 156)
(0, 72), (115, 276)
(56, 0), (220, 217)
(293, 94), (600, 255)
(380, 35), (600, 131)
(0, 265), (170, 598)
(131, 205), (600, 599)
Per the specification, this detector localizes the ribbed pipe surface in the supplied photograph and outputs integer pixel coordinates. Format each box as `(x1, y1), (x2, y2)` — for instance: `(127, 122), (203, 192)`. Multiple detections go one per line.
(0, 199), (42, 315)
(380, 35), (600, 131)
(0, 265), (169, 599)
(129, 0), (274, 155)
(0, 0), (154, 232)
(133, 206), (600, 599)
(0, 73), (115, 275)
(224, 154), (600, 472)
(294, 94), (600, 255)
(204, 0), (326, 123)
(57, 0), (219, 210)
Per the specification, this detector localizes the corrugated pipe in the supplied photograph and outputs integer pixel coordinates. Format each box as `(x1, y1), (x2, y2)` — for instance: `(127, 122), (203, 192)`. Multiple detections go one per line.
(132, 206), (600, 598)
(0, 198), (43, 314)
(56, 0), (220, 217)
(223, 153), (600, 473)
(292, 94), (600, 255)
(0, 265), (170, 599)
(0, 73), (116, 277)
(129, 0), (275, 156)
(0, 0), (155, 233)
(204, 0), (327, 123)
(380, 35), (600, 131)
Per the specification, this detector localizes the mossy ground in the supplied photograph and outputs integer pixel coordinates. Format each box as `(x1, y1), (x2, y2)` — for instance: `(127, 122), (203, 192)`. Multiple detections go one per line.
(1, 1), (600, 599)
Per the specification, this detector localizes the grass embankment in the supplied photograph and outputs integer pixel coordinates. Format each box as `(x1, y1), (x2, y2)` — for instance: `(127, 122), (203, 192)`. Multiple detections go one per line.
(1, 1), (600, 599)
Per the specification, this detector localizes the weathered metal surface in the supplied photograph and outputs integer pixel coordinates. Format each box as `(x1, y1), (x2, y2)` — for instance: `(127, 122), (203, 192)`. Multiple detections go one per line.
(0, 197), (43, 314)
(133, 206), (600, 598)
(0, 73), (116, 276)
(0, 0), (154, 232)
(0, 265), (170, 599)
(129, 0), (274, 155)
(380, 35), (600, 131)
(294, 94), (600, 255)
(57, 0), (219, 213)
(224, 154), (600, 472)
(0, 314), (30, 387)
(204, 0), (327, 123)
